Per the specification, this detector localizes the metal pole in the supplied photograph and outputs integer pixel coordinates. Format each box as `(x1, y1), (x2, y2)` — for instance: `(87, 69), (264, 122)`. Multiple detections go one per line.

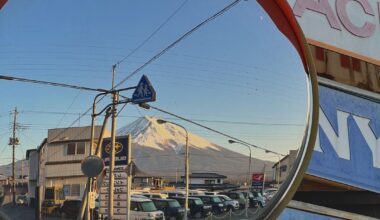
(184, 128), (189, 220)
(85, 99), (97, 220)
(156, 119), (189, 219)
(127, 135), (132, 220)
(227, 140), (251, 215)
(277, 155), (281, 187)
(11, 107), (17, 207)
(246, 147), (251, 217)
(108, 65), (118, 220)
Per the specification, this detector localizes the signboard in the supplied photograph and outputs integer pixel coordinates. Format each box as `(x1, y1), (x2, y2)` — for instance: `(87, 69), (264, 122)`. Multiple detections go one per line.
(287, 0), (380, 65)
(101, 136), (129, 166)
(251, 173), (265, 190)
(99, 135), (131, 219)
(131, 75), (156, 104)
(308, 81), (380, 193)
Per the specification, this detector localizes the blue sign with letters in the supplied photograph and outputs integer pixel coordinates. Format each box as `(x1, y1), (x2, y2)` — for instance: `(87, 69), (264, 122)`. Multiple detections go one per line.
(101, 135), (130, 166)
(132, 75), (156, 104)
(308, 84), (380, 193)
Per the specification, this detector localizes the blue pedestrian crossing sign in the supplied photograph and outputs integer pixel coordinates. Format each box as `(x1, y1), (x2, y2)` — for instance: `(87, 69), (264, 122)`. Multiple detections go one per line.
(132, 75), (156, 104)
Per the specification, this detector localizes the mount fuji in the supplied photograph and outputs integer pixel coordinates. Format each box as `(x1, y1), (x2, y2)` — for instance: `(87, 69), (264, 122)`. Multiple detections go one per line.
(118, 116), (274, 182)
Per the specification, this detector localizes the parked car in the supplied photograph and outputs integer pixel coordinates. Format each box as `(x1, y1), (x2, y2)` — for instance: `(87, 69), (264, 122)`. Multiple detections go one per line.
(161, 190), (186, 197)
(193, 195), (227, 215)
(221, 192), (247, 209)
(152, 198), (185, 220)
(240, 191), (265, 208)
(170, 196), (212, 219)
(217, 195), (239, 211)
(41, 200), (60, 216)
(263, 188), (278, 201)
(141, 193), (168, 199)
(252, 191), (266, 208)
(130, 197), (165, 220)
(60, 200), (82, 218)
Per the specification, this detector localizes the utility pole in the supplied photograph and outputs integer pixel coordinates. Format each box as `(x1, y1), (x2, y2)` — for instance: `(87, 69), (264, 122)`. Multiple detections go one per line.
(9, 107), (19, 207)
(108, 65), (118, 220)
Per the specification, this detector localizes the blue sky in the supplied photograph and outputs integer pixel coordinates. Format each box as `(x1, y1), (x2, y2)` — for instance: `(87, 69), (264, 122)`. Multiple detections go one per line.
(0, 0), (308, 165)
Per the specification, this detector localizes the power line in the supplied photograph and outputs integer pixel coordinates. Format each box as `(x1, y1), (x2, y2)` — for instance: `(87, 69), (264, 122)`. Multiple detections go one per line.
(55, 90), (82, 128)
(0, 75), (107, 92)
(115, 0), (242, 88)
(140, 103), (286, 156)
(115, 0), (189, 66)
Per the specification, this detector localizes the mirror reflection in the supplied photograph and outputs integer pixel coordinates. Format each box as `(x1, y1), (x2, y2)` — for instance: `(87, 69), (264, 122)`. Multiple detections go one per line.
(0, 1), (308, 219)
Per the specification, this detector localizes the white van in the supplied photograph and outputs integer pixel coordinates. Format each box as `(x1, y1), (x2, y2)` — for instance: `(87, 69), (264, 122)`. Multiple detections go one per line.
(130, 197), (164, 220)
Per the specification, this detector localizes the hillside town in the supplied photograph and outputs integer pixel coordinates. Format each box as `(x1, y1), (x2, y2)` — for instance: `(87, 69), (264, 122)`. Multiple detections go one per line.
(0, 117), (295, 219)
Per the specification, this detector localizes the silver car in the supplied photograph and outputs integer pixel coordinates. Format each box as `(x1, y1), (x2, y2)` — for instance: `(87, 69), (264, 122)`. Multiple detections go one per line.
(217, 195), (239, 211)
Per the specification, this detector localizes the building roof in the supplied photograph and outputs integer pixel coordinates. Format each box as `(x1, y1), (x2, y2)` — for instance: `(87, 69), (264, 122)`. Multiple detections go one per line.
(25, 149), (37, 159)
(37, 138), (47, 153)
(47, 126), (108, 143)
(182, 173), (227, 179)
(272, 155), (289, 168)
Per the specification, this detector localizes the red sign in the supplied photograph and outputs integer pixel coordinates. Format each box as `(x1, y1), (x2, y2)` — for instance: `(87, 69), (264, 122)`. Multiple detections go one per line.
(252, 173), (265, 182)
(252, 173), (265, 190)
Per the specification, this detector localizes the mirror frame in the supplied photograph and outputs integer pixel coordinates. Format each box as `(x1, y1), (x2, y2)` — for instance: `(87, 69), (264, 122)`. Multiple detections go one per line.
(254, 0), (319, 219)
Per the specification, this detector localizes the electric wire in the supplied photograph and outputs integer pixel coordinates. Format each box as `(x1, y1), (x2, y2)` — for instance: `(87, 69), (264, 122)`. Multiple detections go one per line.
(114, 0), (189, 67)
(114, 0), (242, 88)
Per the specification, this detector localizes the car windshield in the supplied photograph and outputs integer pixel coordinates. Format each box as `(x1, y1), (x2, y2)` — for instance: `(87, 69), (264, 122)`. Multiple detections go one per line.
(221, 196), (231, 201)
(193, 199), (203, 205)
(168, 200), (181, 208)
(253, 192), (263, 197)
(211, 197), (222, 203)
(248, 192), (254, 198)
(140, 202), (157, 212)
(236, 193), (245, 199)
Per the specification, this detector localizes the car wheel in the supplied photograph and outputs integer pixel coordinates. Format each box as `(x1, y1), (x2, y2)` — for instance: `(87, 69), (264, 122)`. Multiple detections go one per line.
(195, 212), (202, 219)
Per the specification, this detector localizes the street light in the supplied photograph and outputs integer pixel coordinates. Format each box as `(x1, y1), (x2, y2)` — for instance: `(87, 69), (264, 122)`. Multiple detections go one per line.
(156, 119), (189, 220)
(228, 139), (251, 215)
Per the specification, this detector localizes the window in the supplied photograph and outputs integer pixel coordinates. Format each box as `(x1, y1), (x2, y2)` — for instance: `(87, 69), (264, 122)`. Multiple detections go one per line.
(67, 143), (76, 155)
(205, 179), (215, 184)
(76, 142), (85, 154)
(66, 142), (85, 155)
(315, 47), (325, 61)
(352, 58), (361, 72)
(63, 184), (81, 197)
(280, 165), (287, 172)
(340, 54), (350, 69)
(71, 184), (80, 196)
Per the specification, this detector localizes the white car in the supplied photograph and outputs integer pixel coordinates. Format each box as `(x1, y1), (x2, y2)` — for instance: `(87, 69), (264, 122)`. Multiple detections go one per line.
(130, 197), (164, 220)
(141, 193), (168, 199)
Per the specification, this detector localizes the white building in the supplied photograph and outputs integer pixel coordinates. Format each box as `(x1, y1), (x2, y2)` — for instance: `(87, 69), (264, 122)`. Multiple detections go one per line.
(26, 149), (38, 206)
(40, 126), (109, 201)
(272, 150), (298, 184)
(183, 173), (227, 185)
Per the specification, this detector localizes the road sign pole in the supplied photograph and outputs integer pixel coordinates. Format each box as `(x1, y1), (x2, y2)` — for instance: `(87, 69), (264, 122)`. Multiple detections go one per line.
(127, 135), (132, 220)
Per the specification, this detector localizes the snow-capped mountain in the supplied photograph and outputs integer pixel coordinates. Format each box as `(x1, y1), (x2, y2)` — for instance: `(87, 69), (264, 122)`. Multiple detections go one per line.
(118, 116), (274, 182)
